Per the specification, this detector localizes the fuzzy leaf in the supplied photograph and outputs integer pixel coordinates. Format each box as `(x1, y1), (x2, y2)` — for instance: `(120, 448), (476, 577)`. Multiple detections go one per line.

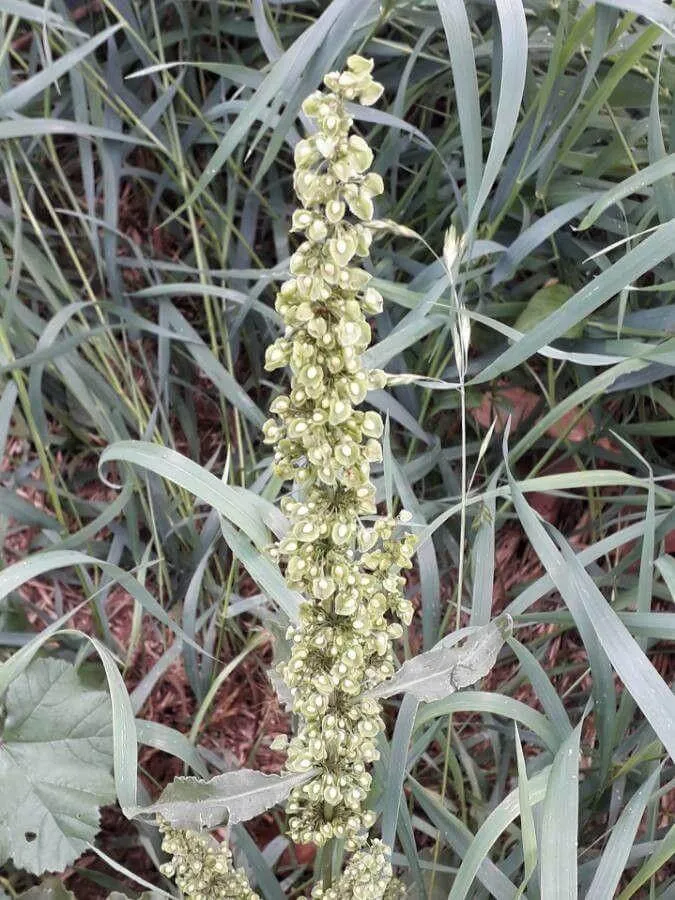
(131, 769), (312, 829)
(368, 617), (512, 701)
(0, 658), (114, 874)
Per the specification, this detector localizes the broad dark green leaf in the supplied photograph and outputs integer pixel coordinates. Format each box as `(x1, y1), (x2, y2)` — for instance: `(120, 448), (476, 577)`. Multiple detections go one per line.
(0, 659), (114, 874)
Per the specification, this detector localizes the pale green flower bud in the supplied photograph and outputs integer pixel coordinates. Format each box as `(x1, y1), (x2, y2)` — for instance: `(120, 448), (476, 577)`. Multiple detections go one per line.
(264, 339), (290, 370)
(364, 285), (384, 313)
(326, 197), (346, 223)
(351, 191), (375, 221)
(368, 368), (388, 389)
(346, 55), (374, 75)
(301, 91), (324, 117)
(294, 137), (320, 168)
(362, 410), (384, 438)
(364, 171), (385, 196)
(348, 135), (374, 171)
(328, 230), (358, 267)
(308, 218), (329, 242)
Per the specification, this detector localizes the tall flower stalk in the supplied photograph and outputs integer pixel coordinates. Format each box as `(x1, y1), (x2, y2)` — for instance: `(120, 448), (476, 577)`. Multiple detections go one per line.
(160, 56), (416, 900)
(262, 55), (416, 873)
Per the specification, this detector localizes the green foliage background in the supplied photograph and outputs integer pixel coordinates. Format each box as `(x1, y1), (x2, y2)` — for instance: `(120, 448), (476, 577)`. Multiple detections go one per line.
(0, 0), (674, 897)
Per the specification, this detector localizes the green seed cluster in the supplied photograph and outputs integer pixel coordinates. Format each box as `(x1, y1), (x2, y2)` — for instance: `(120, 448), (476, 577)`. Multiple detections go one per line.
(310, 839), (402, 899)
(383, 879), (408, 899)
(263, 56), (417, 850)
(159, 820), (260, 900)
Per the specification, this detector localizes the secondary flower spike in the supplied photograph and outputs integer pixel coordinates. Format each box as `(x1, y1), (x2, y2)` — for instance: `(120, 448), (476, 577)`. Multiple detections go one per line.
(158, 820), (261, 899)
(311, 839), (403, 899)
(263, 54), (418, 854)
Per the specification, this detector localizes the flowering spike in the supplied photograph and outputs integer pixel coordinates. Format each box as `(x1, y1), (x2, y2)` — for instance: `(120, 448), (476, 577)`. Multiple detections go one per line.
(310, 839), (404, 899)
(158, 820), (260, 899)
(264, 55), (418, 851)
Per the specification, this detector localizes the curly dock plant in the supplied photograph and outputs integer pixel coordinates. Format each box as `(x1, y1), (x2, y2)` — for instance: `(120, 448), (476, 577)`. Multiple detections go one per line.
(145, 56), (508, 900)
(262, 55), (416, 861)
